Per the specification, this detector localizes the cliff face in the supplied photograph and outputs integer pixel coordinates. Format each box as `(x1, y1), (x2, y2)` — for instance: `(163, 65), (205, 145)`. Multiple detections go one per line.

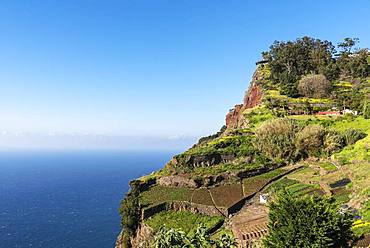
(225, 70), (264, 129)
(116, 65), (270, 248)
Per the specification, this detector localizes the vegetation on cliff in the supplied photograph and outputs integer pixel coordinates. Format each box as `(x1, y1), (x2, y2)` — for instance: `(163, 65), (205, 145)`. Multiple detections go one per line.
(117, 36), (370, 247)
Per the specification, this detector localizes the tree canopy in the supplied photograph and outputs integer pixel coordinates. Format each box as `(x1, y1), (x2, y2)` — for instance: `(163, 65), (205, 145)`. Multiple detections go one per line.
(263, 37), (369, 97)
(264, 193), (354, 248)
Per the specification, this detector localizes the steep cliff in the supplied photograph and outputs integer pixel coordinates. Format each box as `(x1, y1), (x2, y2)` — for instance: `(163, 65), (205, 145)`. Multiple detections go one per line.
(225, 68), (264, 130)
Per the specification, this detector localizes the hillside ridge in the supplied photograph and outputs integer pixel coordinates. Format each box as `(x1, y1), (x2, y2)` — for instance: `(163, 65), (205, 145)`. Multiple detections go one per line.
(117, 37), (370, 248)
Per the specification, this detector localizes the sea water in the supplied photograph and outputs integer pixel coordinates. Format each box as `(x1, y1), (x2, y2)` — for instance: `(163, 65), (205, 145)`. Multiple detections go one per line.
(0, 150), (175, 248)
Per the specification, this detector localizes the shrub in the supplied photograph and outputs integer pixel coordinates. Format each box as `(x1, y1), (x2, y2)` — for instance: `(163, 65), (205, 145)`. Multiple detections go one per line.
(255, 118), (297, 161)
(295, 125), (326, 157)
(264, 193), (353, 248)
(153, 225), (237, 248)
(363, 100), (370, 119)
(342, 128), (367, 145)
(324, 131), (345, 155)
(297, 74), (332, 98)
(119, 186), (141, 247)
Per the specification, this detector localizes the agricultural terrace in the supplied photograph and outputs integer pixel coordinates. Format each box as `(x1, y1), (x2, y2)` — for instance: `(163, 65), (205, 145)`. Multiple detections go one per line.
(242, 168), (288, 197)
(145, 210), (224, 235)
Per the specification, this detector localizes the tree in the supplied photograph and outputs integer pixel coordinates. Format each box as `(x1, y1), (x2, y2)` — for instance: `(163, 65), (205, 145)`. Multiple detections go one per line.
(264, 193), (353, 248)
(338, 38), (359, 54)
(255, 118), (297, 161)
(264, 37), (337, 97)
(297, 74), (332, 98)
(295, 125), (326, 157)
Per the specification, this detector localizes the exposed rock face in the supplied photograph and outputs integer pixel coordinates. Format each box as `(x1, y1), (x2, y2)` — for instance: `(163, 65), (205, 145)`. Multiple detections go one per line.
(168, 153), (236, 170)
(226, 104), (246, 129)
(115, 224), (154, 248)
(225, 69), (264, 129)
(187, 154), (236, 167)
(243, 81), (263, 109)
(158, 175), (200, 188)
(131, 224), (153, 248)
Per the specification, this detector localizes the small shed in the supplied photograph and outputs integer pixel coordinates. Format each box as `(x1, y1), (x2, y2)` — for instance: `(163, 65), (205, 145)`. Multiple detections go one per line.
(342, 109), (358, 115)
(260, 193), (269, 204)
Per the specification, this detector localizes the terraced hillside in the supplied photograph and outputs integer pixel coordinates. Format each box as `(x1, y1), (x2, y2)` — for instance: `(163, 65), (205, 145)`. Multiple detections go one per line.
(117, 37), (370, 248)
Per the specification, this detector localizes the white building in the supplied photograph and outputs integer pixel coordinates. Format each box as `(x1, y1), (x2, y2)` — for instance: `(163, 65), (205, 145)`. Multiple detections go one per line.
(260, 193), (269, 204)
(342, 109), (358, 115)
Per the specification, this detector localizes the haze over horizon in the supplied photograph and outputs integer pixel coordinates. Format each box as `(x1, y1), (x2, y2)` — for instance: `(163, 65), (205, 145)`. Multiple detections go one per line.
(1, 0), (369, 150)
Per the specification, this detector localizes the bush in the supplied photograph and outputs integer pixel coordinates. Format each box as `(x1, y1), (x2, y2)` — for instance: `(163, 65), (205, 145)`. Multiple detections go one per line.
(119, 186), (141, 247)
(153, 225), (237, 248)
(298, 74), (332, 98)
(295, 125), (326, 157)
(342, 128), (367, 145)
(255, 118), (297, 161)
(363, 100), (370, 119)
(264, 193), (353, 248)
(324, 131), (345, 155)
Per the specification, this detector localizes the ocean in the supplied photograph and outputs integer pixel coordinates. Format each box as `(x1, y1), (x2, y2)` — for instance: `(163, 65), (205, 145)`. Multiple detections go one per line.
(0, 150), (176, 248)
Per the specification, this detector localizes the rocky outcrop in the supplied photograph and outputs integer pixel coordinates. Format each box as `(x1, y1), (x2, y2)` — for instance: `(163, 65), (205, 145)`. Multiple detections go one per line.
(226, 104), (247, 129)
(115, 224), (154, 248)
(225, 69), (264, 129)
(169, 153), (236, 170)
(158, 175), (201, 188)
(131, 224), (153, 248)
(129, 178), (156, 192)
(243, 81), (263, 109)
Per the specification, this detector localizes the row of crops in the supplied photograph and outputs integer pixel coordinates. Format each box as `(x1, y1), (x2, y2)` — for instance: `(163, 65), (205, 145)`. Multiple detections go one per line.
(140, 167), (292, 209)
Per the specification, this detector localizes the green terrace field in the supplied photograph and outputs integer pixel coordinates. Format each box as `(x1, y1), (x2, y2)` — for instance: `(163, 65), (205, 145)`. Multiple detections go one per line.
(264, 177), (324, 197)
(140, 167), (293, 210)
(145, 210), (224, 235)
(140, 185), (193, 207)
(242, 168), (288, 197)
(318, 161), (337, 171)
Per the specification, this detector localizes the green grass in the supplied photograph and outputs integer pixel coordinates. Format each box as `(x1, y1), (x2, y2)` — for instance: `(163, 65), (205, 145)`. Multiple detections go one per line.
(318, 161), (337, 171)
(140, 185), (194, 206)
(331, 117), (370, 132)
(145, 210), (224, 235)
(287, 167), (321, 183)
(181, 135), (256, 157)
(332, 118), (370, 164)
(243, 106), (274, 130)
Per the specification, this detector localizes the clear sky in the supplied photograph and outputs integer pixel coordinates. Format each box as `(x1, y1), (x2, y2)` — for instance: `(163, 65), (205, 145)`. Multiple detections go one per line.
(0, 0), (369, 150)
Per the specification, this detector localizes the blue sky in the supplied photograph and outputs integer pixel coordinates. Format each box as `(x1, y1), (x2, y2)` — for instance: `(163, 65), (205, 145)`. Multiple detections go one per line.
(0, 0), (369, 149)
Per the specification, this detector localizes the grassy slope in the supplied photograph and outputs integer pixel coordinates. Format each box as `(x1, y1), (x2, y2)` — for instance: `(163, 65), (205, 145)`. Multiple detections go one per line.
(331, 117), (370, 236)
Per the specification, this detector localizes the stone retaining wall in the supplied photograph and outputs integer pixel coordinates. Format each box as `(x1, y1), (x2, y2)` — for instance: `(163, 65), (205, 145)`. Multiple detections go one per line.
(141, 200), (227, 221)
